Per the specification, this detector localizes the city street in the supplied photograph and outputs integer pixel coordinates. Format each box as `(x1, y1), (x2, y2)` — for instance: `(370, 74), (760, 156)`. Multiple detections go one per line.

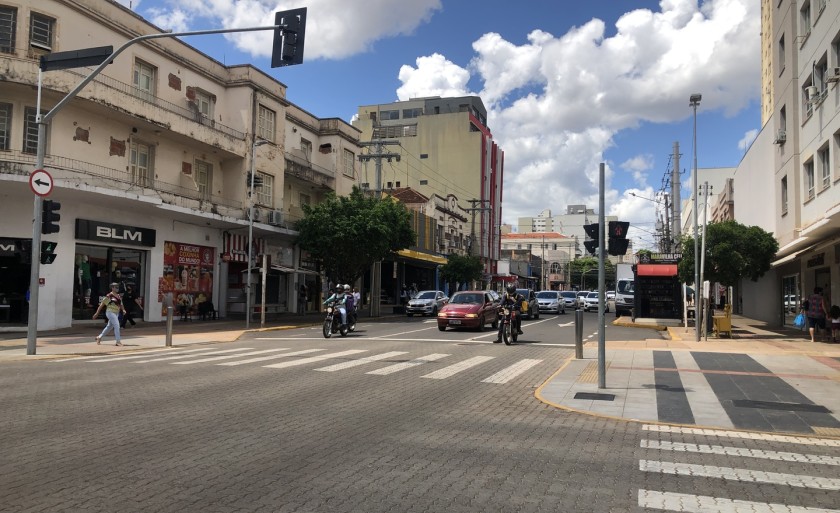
(1, 314), (839, 512)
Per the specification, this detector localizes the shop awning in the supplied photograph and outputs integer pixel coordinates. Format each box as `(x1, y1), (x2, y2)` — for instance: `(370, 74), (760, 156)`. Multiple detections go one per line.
(396, 249), (448, 265)
(491, 274), (519, 282)
(223, 233), (265, 263)
(636, 264), (678, 277)
(271, 264), (319, 275)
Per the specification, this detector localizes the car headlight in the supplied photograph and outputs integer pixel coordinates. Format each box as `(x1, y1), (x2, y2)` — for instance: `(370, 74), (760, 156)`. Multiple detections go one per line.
(437, 312), (446, 317)
(465, 313), (478, 318)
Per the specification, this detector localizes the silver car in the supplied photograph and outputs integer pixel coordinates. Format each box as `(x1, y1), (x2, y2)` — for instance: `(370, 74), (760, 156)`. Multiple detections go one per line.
(406, 290), (448, 316)
(536, 290), (566, 314)
(559, 291), (578, 309)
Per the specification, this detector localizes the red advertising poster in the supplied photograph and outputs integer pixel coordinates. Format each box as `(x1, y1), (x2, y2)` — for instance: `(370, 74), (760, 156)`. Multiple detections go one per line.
(159, 241), (215, 315)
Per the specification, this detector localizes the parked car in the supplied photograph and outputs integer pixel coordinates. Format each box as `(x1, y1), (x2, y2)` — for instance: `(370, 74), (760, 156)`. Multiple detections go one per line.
(606, 290), (616, 301)
(576, 291), (590, 308)
(516, 288), (540, 320)
(406, 290), (449, 316)
(583, 291), (610, 312)
(437, 291), (500, 331)
(536, 290), (566, 314)
(560, 291), (578, 309)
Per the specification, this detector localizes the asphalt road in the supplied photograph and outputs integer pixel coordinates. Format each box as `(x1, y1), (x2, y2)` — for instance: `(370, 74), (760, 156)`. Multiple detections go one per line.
(2, 313), (838, 512)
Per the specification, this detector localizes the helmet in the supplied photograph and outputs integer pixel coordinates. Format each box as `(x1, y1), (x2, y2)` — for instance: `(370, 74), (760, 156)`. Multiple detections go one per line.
(335, 285), (344, 293)
(506, 284), (517, 294)
(344, 284), (351, 291)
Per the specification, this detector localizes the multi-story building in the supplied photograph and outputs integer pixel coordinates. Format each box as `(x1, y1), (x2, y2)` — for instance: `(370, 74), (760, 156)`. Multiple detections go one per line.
(353, 96), (504, 282)
(500, 232), (578, 289)
(0, 0), (359, 329)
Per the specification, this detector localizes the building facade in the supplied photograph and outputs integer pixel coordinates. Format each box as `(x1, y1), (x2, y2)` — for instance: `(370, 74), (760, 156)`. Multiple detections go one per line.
(500, 232), (577, 289)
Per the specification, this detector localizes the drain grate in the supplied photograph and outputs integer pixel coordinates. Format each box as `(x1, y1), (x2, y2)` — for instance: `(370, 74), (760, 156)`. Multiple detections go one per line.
(574, 392), (616, 401)
(732, 399), (830, 413)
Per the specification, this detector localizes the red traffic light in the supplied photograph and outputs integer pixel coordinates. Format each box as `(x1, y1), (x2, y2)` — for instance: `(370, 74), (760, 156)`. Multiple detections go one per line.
(609, 221), (629, 238)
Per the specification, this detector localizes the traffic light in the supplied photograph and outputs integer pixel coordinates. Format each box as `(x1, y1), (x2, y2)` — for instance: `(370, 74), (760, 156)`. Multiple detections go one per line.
(246, 172), (264, 193)
(608, 221), (630, 256)
(271, 8), (307, 68)
(42, 199), (61, 234)
(41, 241), (57, 265)
(583, 223), (599, 255)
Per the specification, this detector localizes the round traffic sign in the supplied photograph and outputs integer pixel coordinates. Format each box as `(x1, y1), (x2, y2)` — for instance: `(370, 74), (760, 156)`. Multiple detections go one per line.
(29, 169), (54, 197)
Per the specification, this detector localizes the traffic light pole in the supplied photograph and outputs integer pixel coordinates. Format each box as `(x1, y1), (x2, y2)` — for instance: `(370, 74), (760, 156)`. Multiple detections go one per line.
(597, 162), (606, 389)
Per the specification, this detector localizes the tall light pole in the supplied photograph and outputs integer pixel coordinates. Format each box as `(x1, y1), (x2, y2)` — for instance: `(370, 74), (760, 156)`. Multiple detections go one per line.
(246, 138), (269, 329)
(690, 93), (702, 342)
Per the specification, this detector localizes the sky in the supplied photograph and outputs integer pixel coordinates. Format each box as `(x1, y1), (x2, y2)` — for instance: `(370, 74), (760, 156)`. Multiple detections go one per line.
(114, 0), (762, 250)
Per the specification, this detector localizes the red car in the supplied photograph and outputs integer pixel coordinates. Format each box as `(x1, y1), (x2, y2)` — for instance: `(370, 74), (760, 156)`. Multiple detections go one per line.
(437, 291), (500, 331)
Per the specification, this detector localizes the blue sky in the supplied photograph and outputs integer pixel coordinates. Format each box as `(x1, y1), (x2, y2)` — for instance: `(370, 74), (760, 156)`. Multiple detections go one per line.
(115, 0), (762, 249)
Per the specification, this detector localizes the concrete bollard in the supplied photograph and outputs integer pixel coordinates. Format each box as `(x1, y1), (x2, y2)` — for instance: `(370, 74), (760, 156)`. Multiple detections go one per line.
(575, 309), (584, 359)
(165, 306), (174, 347)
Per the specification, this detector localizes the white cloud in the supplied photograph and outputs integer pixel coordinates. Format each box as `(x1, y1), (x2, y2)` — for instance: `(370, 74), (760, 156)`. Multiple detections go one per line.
(393, 0), (760, 224)
(147, 7), (189, 32)
(620, 154), (655, 187)
(396, 54), (472, 101)
(738, 128), (759, 152)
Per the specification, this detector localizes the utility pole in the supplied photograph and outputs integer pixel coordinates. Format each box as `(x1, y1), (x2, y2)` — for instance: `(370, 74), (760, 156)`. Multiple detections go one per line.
(359, 140), (400, 317)
(672, 141), (681, 244)
(464, 199), (490, 289)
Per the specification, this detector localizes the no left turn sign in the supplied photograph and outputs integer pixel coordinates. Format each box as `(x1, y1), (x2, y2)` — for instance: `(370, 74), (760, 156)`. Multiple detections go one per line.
(29, 169), (54, 197)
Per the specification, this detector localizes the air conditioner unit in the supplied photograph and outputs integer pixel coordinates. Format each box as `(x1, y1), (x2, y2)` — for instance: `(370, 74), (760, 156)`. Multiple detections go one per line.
(267, 209), (284, 226)
(774, 129), (786, 144)
(827, 67), (840, 83)
(806, 85), (819, 99)
(248, 208), (261, 222)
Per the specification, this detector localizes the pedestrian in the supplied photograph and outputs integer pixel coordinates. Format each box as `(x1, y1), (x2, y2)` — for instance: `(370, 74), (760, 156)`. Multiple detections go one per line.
(93, 282), (126, 346)
(830, 304), (840, 344)
(806, 286), (828, 343)
(298, 284), (307, 315)
(120, 285), (142, 329)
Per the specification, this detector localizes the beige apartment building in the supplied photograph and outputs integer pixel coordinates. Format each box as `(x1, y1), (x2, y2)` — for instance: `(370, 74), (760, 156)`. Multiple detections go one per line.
(0, 0), (359, 329)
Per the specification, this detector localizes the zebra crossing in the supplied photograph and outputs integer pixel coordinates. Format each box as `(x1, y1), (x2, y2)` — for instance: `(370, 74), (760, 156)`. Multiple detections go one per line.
(52, 346), (545, 384)
(637, 424), (840, 512)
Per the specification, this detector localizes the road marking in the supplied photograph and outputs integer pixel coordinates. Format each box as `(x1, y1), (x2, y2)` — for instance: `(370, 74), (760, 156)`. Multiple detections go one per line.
(245, 336), (575, 346)
(369, 326), (440, 339)
(171, 348), (291, 364)
(642, 424), (840, 447)
(556, 321), (574, 327)
(641, 439), (840, 466)
(217, 348), (326, 366)
(366, 353), (449, 375)
(84, 347), (216, 363)
(638, 490), (840, 513)
(314, 351), (408, 372)
(422, 355), (495, 379)
(133, 347), (253, 363)
(639, 460), (840, 490)
(54, 347), (188, 362)
(481, 359), (543, 383)
(263, 350), (367, 369)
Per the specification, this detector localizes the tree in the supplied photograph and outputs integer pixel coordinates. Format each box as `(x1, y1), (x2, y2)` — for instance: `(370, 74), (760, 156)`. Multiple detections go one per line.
(295, 187), (417, 285)
(440, 254), (483, 291)
(569, 257), (615, 289)
(677, 220), (779, 287)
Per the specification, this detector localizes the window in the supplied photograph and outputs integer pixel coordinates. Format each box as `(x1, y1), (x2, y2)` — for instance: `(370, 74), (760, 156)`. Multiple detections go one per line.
(129, 140), (154, 187)
(817, 0), (826, 17)
(23, 106), (45, 154)
(780, 105), (786, 133)
(778, 34), (785, 74)
(372, 124), (417, 138)
(816, 57), (828, 91)
(195, 160), (212, 201)
(255, 172), (273, 207)
(379, 110), (399, 120)
(804, 159), (815, 200)
(300, 138), (311, 160)
(257, 105), (275, 142)
(343, 149), (354, 177)
(781, 176), (788, 215)
(803, 79), (814, 118)
(29, 12), (53, 51)
(0, 102), (10, 150)
(132, 60), (156, 101)
(819, 145), (830, 189)
(195, 90), (213, 117)
(801, 1), (811, 37)
(299, 193), (310, 207)
(0, 6), (15, 54)
(402, 108), (422, 118)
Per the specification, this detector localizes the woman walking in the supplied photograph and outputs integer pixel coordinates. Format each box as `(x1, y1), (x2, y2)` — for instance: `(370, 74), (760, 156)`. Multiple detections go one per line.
(93, 282), (126, 346)
(806, 286), (829, 343)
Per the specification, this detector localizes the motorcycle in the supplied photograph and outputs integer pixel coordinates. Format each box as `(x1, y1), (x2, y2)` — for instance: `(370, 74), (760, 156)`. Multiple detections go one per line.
(347, 307), (357, 333)
(322, 302), (349, 338)
(497, 307), (518, 345)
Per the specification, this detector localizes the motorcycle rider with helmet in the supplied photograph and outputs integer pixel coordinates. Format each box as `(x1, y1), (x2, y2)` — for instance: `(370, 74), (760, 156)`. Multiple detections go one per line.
(343, 284), (356, 325)
(496, 284), (525, 343)
(323, 284), (348, 327)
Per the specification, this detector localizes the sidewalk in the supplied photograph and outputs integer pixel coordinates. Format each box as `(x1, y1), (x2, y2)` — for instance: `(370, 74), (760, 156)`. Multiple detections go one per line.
(537, 315), (840, 436)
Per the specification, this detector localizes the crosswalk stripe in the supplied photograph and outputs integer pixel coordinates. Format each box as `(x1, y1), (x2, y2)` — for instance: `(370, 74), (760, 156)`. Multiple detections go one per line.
(133, 348), (253, 363)
(641, 439), (840, 466)
(314, 351), (408, 372)
(217, 348), (326, 366)
(263, 350), (367, 369)
(481, 359), (543, 384)
(366, 353), (450, 375)
(638, 489), (840, 513)
(84, 347), (215, 363)
(171, 348), (291, 365)
(642, 424), (840, 447)
(54, 347), (183, 362)
(639, 460), (840, 490)
(422, 356), (495, 379)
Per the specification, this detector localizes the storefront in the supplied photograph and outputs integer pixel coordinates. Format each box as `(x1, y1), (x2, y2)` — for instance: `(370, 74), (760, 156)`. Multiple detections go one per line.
(222, 233), (265, 316)
(0, 238), (31, 324)
(158, 241), (216, 318)
(635, 253), (683, 319)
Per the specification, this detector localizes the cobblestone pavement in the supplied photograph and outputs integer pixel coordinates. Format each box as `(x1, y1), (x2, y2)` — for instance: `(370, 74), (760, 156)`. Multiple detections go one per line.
(2, 318), (840, 512)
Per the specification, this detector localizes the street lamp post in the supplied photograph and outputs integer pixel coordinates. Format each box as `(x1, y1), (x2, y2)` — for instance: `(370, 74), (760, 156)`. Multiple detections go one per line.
(246, 138), (269, 329)
(690, 93), (702, 342)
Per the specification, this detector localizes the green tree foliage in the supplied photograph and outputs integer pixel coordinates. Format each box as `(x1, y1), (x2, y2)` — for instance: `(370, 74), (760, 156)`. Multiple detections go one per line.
(440, 254), (484, 290)
(569, 257), (615, 289)
(294, 187), (416, 284)
(677, 220), (779, 287)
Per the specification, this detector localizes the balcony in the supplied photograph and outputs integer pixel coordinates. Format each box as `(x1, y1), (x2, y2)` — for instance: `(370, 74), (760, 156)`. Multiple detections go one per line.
(0, 149), (242, 215)
(285, 151), (335, 190)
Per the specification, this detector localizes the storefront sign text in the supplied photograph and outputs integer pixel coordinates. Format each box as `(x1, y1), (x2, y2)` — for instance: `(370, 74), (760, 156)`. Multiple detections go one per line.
(76, 219), (156, 247)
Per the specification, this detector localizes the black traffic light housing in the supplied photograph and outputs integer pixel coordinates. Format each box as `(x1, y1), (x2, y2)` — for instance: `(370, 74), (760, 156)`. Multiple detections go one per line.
(246, 172), (264, 193)
(41, 240), (57, 265)
(42, 199), (61, 234)
(271, 8), (307, 68)
(608, 221), (630, 256)
(583, 223), (599, 255)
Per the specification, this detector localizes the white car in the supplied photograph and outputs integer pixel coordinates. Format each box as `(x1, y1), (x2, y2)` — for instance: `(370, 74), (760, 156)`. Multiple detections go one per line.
(583, 291), (610, 312)
(536, 291), (566, 314)
(406, 290), (448, 316)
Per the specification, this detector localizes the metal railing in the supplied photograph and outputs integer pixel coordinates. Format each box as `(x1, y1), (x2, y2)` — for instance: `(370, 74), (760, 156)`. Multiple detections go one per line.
(284, 152), (335, 189)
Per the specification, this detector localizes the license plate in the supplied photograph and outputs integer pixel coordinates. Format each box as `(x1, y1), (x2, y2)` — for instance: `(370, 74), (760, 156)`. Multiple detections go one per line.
(449, 319), (462, 325)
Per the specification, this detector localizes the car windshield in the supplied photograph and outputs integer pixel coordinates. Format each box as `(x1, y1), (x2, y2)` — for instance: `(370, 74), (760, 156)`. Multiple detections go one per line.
(587, 292), (599, 299)
(618, 280), (634, 294)
(536, 291), (559, 299)
(560, 292), (577, 298)
(416, 291), (436, 299)
(450, 293), (482, 305)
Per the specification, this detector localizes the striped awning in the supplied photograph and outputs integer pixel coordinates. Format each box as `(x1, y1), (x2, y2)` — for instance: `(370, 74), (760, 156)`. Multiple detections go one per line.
(223, 233), (265, 263)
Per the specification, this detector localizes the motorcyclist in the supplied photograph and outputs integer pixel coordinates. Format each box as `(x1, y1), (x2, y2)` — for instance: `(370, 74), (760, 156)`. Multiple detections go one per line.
(343, 284), (356, 324)
(496, 284), (524, 342)
(323, 284), (348, 326)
